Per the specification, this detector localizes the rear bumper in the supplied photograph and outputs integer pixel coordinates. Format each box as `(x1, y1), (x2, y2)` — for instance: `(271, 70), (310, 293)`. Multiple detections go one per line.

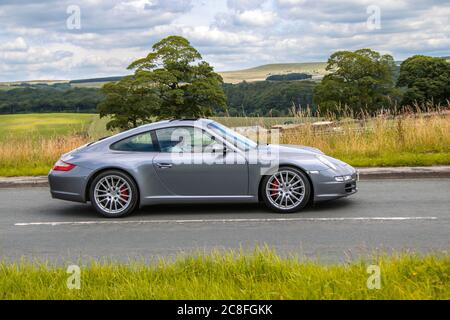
(50, 189), (85, 202)
(48, 167), (90, 203)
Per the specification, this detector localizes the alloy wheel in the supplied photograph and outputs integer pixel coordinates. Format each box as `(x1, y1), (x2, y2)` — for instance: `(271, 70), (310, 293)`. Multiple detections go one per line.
(265, 170), (305, 210)
(93, 175), (133, 215)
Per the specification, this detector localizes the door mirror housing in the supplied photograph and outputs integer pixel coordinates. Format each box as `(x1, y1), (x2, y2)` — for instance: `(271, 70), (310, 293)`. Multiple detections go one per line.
(211, 143), (227, 155)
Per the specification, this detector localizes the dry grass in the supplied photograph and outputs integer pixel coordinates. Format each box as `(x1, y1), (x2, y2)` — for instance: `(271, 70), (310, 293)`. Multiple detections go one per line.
(280, 110), (450, 167)
(0, 113), (95, 176)
(0, 110), (449, 176)
(0, 134), (89, 176)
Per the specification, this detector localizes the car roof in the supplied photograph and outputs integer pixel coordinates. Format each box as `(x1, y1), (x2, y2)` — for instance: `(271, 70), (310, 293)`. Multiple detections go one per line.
(138, 118), (214, 130)
(85, 118), (216, 151)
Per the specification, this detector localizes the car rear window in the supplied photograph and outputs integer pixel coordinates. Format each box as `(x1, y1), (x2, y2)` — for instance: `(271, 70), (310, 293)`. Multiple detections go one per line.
(110, 132), (156, 152)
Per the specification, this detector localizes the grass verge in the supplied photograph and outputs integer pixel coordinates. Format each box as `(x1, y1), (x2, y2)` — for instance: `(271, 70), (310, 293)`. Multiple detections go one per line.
(0, 249), (449, 299)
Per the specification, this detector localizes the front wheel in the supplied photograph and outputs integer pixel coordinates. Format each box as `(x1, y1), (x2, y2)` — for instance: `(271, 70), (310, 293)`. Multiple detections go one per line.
(261, 167), (311, 213)
(90, 170), (139, 218)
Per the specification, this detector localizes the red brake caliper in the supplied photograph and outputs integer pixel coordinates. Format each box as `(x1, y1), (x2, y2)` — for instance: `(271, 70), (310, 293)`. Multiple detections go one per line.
(120, 186), (129, 203)
(271, 179), (279, 198)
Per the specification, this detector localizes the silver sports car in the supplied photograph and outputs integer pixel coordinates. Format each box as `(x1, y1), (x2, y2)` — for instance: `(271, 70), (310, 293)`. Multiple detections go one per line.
(49, 118), (357, 217)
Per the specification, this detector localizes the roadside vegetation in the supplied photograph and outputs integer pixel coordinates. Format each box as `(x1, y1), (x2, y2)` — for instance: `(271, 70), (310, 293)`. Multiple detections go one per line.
(0, 113), (94, 176)
(0, 109), (448, 176)
(0, 249), (448, 299)
(281, 108), (450, 167)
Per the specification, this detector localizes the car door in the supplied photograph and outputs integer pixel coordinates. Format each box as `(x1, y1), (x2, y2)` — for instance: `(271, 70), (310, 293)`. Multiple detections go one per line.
(152, 125), (248, 196)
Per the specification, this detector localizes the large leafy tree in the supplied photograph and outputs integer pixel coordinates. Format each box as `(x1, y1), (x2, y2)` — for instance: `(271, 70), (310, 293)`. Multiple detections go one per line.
(313, 49), (398, 114)
(397, 55), (450, 106)
(98, 36), (227, 130)
(98, 76), (160, 130)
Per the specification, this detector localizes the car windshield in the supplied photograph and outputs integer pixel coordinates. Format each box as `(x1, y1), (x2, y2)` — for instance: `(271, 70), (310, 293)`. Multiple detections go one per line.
(207, 121), (257, 151)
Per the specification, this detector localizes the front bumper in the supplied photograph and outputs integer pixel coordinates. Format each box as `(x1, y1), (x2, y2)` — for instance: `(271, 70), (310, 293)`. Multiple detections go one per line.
(309, 167), (358, 202)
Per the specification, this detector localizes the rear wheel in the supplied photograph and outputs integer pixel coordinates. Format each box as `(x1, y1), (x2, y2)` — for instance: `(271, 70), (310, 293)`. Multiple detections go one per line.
(261, 167), (311, 213)
(90, 170), (138, 218)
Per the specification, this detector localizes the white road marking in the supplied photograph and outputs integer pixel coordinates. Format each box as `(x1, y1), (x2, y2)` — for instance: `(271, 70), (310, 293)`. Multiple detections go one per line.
(14, 216), (438, 227)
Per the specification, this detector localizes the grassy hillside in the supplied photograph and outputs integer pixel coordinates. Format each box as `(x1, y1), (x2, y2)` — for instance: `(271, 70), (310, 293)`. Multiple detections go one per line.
(0, 80), (69, 90)
(67, 62), (328, 86)
(220, 62), (328, 84)
(0, 62), (328, 89)
(70, 76), (125, 88)
(70, 81), (109, 88)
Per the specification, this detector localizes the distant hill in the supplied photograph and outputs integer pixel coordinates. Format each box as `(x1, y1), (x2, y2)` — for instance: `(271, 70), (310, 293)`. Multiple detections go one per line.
(68, 63), (329, 86)
(70, 76), (125, 84)
(219, 62), (327, 84)
(0, 80), (69, 90)
(2, 56), (447, 88)
(0, 63), (328, 89)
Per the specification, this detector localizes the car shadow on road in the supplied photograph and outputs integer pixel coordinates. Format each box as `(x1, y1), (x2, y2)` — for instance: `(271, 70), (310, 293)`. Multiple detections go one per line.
(46, 198), (356, 219)
(134, 198), (356, 217)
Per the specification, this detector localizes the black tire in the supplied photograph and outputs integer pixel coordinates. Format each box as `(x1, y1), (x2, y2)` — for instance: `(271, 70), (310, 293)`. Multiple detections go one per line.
(261, 166), (311, 213)
(89, 170), (139, 218)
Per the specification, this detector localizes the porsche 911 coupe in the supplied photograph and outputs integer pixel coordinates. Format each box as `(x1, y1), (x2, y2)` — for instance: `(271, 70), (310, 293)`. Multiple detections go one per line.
(49, 118), (357, 217)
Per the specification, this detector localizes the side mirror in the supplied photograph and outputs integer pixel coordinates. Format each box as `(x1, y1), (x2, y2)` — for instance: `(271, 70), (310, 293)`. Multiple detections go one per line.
(212, 143), (227, 155)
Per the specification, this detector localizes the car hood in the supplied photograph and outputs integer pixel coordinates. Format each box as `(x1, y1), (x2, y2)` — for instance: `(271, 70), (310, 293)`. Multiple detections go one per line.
(258, 144), (354, 173)
(258, 144), (324, 156)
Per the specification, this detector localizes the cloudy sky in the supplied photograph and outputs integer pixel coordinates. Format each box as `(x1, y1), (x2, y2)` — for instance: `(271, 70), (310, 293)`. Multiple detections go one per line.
(1, 0), (449, 81)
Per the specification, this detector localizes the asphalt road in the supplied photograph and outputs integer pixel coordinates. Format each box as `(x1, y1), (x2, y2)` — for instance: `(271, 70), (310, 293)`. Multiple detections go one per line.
(0, 179), (449, 264)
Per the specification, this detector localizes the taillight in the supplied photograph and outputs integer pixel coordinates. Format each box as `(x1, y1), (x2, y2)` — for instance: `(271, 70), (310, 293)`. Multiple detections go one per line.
(52, 159), (76, 171)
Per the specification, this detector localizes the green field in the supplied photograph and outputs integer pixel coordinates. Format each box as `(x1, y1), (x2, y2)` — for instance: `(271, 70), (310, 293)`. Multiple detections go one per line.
(0, 249), (448, 299)
(0, 113), (95, 139)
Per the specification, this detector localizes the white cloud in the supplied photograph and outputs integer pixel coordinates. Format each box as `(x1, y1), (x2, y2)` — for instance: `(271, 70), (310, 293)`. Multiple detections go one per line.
(0, 0), (450, 80)
(235, 10), (277, 27)
(0, 37), (28, 51)
(181, 26), (263, 47)
(227, 0), (267, 11)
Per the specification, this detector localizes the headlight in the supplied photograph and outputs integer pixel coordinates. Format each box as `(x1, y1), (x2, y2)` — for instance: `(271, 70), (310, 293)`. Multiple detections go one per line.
(335, 175), (352, 182)
(317, 155), (337, 170)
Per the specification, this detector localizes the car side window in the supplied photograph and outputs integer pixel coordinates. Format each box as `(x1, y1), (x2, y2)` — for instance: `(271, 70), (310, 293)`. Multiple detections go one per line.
(110, 132), (156, 152)
(155, 126), (217, 153)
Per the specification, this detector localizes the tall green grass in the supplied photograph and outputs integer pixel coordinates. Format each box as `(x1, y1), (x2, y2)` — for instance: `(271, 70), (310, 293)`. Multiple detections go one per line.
(0, 249), (448, 299)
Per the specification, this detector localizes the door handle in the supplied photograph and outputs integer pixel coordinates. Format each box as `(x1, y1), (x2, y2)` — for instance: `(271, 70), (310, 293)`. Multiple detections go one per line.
(156, 163), (173, 169)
